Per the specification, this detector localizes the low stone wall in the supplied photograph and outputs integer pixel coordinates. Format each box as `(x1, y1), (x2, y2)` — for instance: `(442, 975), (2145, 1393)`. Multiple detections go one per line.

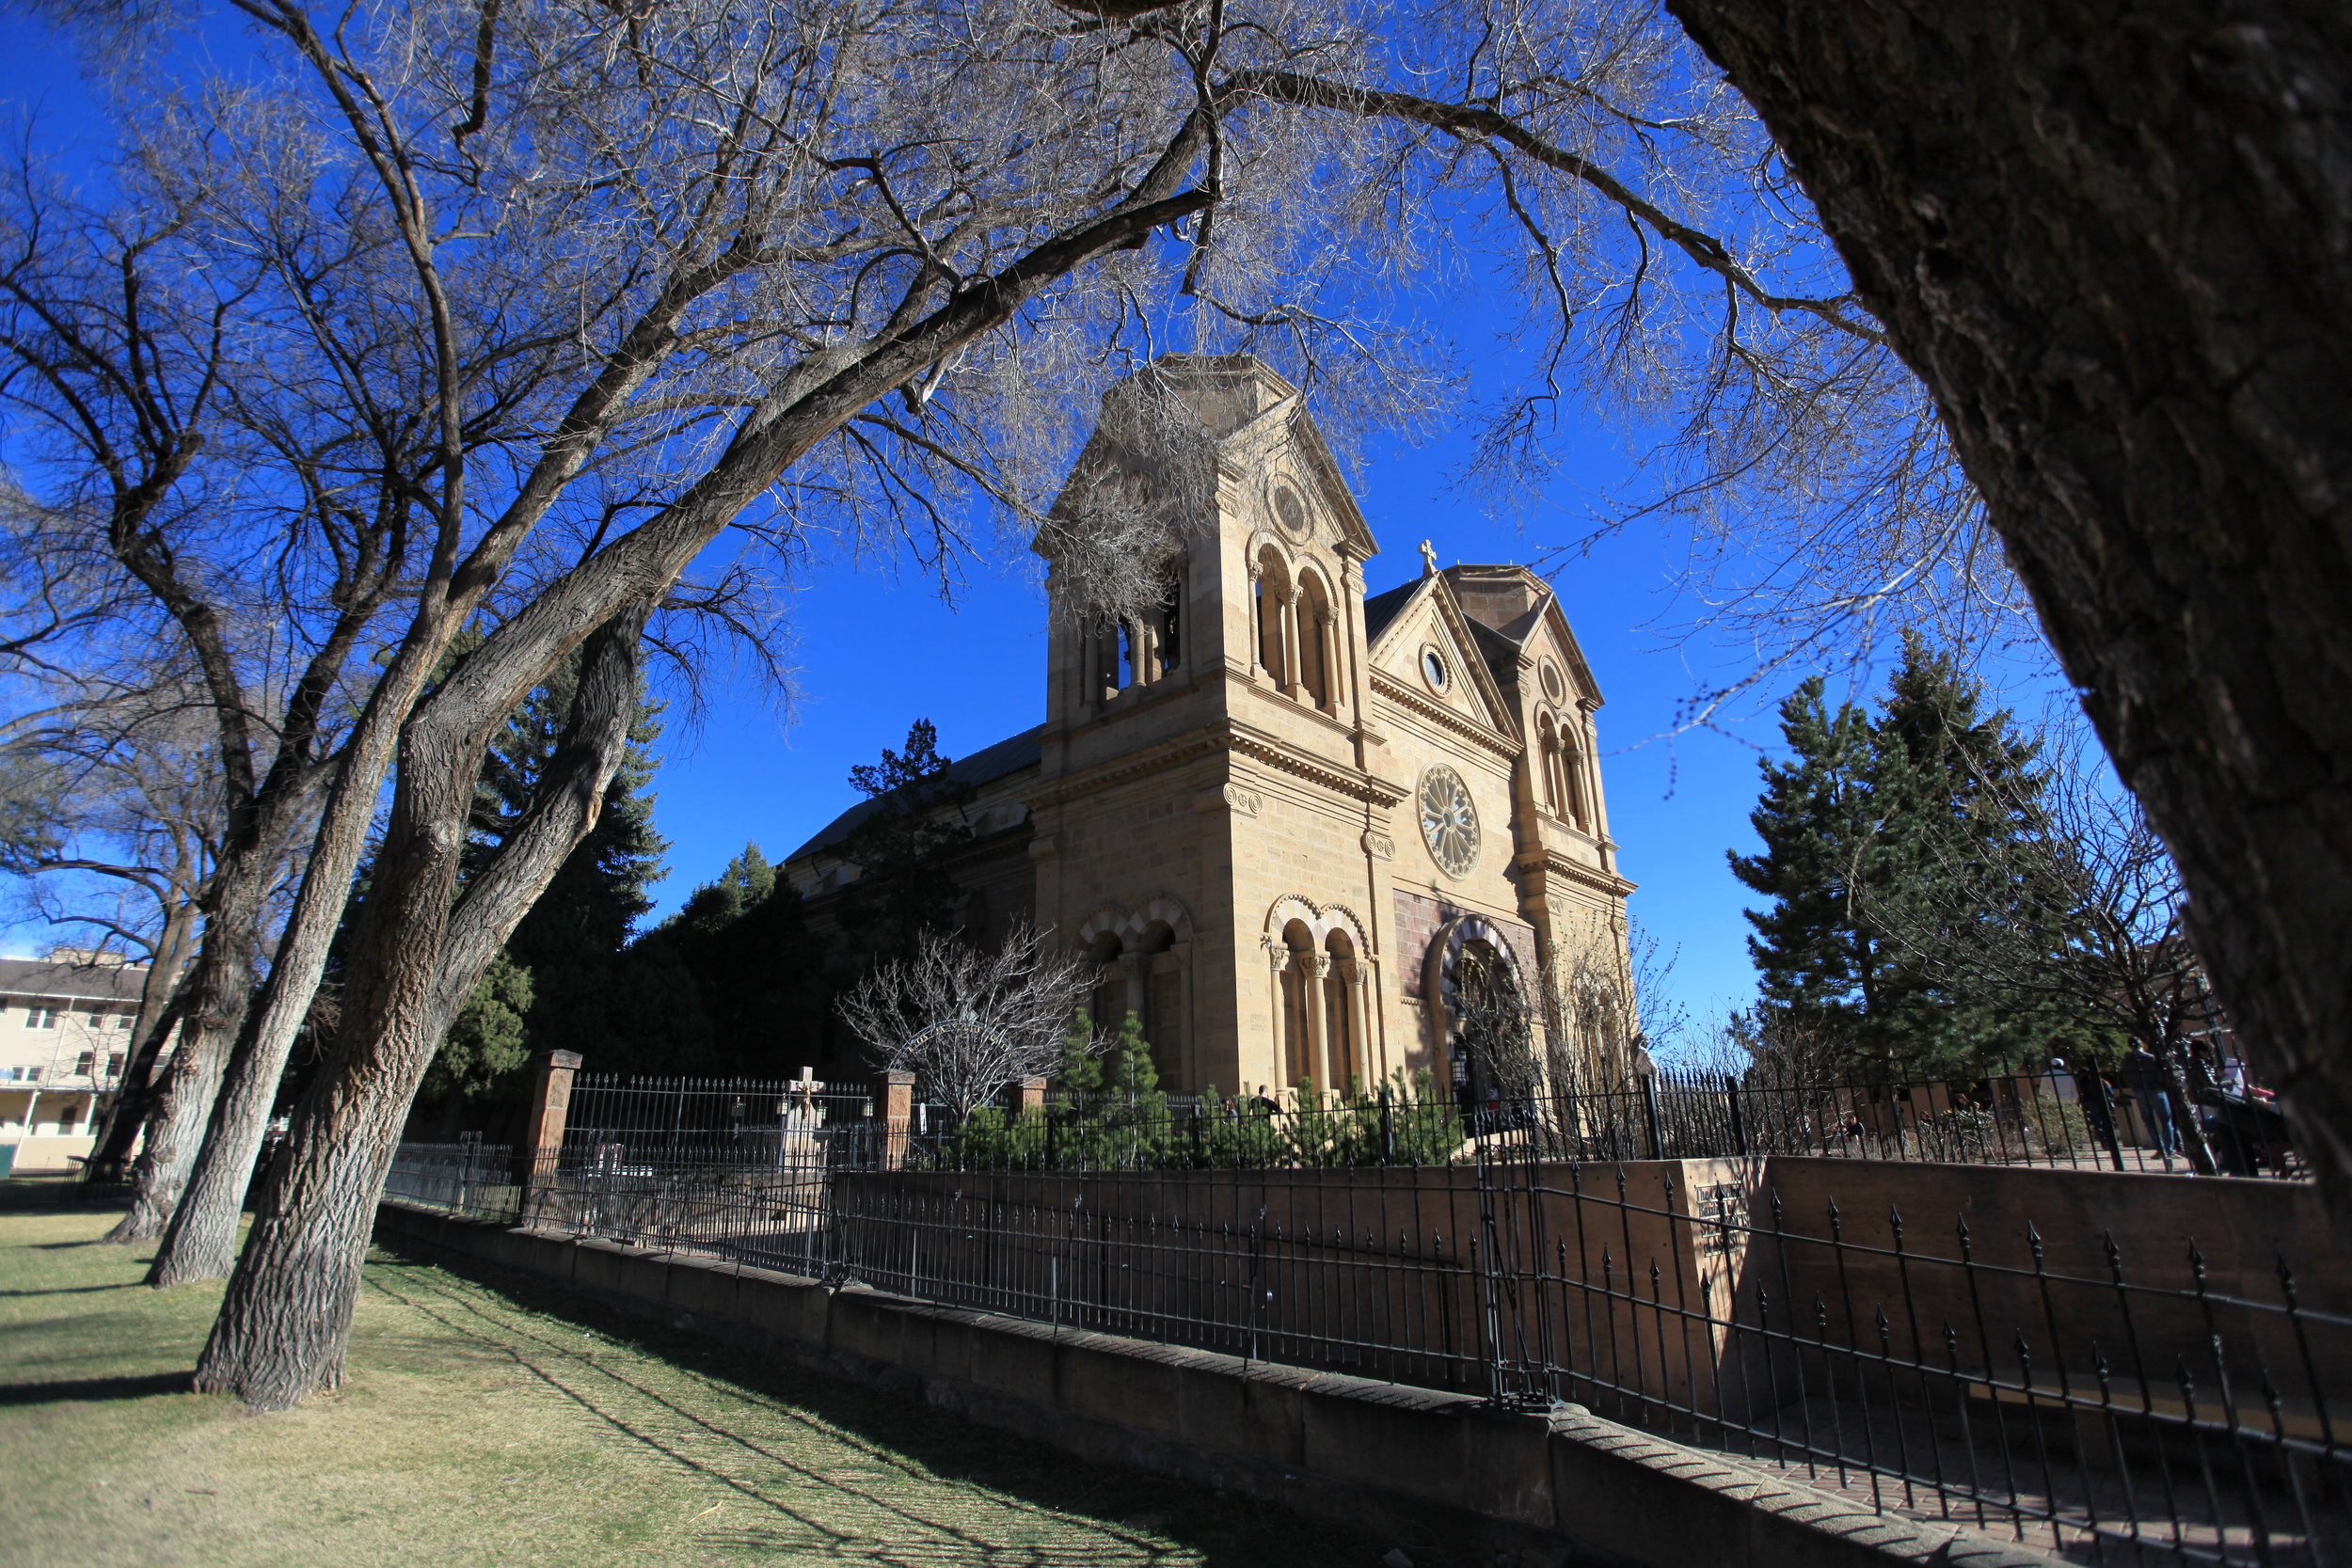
(375, 1201), (2053, 1568)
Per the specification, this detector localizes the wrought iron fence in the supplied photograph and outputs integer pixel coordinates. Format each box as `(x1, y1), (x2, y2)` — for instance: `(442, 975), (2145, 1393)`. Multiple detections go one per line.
(1571, 1067), (2301, 1180)
(383, 1069), (2335, 1563)
(382, 1140), (518, 1224)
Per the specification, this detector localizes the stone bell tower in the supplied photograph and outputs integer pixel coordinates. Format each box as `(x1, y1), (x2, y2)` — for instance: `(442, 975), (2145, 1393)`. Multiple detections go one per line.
(1025, 356), (1403, 1096)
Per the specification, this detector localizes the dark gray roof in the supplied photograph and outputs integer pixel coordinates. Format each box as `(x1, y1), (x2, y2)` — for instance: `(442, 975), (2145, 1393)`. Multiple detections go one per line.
(0, 958), (147, 1005)
(1360, 578), (1422, 645)
(786, 725), (1044, 863)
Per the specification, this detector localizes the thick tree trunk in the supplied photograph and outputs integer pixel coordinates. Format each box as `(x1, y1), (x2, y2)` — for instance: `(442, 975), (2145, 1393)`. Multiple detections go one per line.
(1667, 1), (2352, 1225)
(194, 604), (651, 1407)
(149, 778), (383, 1285)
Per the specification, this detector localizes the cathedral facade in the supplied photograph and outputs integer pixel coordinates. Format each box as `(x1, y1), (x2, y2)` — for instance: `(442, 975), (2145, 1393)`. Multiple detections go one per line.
(785, 356), (1635, 1100)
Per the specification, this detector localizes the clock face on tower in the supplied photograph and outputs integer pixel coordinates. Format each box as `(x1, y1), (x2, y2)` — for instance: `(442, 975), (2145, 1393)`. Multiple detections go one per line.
(1417, 764), (1481, 878)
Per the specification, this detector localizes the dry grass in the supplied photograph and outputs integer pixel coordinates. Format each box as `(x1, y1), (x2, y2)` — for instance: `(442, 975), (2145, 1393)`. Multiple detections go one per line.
(0, 1181), (1378, 1568)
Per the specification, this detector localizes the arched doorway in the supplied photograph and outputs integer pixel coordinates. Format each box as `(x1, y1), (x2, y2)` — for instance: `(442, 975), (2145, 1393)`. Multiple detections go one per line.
(1424, 915), (1537, 1111)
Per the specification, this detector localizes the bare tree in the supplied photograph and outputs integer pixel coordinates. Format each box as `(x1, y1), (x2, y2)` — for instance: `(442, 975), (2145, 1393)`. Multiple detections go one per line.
(0, 676), (221, 1174)
(0, 0), (1984, 1409)
(836, 922), (1093, 1121)
(1541, 915), (1683, 1087)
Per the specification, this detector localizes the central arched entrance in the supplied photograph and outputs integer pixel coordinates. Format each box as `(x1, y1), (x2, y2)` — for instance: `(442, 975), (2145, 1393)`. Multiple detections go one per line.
(1424, 914), (1537, 1110)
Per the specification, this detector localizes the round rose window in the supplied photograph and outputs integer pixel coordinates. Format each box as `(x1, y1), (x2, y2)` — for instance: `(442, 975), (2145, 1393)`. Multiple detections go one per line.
(1417, 764), (1481, 877)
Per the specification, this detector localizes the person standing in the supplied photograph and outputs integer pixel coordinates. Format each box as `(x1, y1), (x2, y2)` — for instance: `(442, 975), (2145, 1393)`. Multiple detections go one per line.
(2122, 1045), (2180, 1169)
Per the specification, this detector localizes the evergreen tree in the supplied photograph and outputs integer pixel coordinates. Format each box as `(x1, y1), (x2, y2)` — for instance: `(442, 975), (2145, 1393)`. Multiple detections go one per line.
(1728, 678), (1876, 1031)
(670, 842), (778, 933)
(833, 720), (976, 964)
(1730, 633), (2062, 1077)
(422, 952), (535, 1105)
(655, 841), (830, 1076)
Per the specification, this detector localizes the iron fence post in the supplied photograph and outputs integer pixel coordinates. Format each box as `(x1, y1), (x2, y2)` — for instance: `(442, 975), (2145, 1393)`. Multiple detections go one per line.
(1726, 1075), (1750, 1157)
(1642, 1072), (1666, 1161)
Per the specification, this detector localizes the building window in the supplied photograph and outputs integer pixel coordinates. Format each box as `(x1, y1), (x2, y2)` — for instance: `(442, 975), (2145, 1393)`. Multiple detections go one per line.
(27, 1006), (57, 1029)
(106, 1053), (126, 1078)
(115, 1012), (131, 1029)
(75, 1053), (94, 1077)
(56, 1101), (79, 1132)
(1421, 647), (1450, 692)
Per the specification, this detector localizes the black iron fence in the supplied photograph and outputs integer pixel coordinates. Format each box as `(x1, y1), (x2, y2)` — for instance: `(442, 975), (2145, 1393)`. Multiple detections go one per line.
(381, 1140), (517, 1224)
(383, 1070), (2336, 1564)
(1575, 1067), (2299, 1180)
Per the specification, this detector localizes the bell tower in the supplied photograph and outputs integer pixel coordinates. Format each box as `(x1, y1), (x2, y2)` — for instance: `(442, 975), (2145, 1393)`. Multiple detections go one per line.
(1025, 356), (1399, 1094)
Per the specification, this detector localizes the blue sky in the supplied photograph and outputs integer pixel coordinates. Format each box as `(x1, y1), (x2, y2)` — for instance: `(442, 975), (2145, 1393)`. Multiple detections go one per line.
(0, 8), (2083, 1046)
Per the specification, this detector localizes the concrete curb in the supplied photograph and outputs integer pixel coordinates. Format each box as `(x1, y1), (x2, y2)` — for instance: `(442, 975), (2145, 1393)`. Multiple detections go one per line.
(374, 1202), (2057, 1568)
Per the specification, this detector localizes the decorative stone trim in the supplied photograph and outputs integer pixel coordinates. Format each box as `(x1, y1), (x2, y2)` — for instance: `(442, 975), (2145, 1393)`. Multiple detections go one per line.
(1263, 895), (1371, 954)
(1371, 669), (1521, 760)
(1196, 783), (1262, 816)
(1075, 894), (1199, 951)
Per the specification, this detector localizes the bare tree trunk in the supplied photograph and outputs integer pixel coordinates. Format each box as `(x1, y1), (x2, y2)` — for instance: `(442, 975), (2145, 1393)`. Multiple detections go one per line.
(84, 900), (196, 1184)
(1667, 0), (2352, 1227)
(194, 604), (651, 1407)
(105, 876), (263, 1243)
(150, 767), (383, 1284)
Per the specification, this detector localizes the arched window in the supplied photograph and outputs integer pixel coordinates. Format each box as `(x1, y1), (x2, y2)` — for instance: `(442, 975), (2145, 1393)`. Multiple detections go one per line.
(1255, 549), (1289, 684)
(1136, 921), (1181, 1084)
(1279, 919), (1316, 1088)
(1297, 572), (1333, 710)
(1153, 573), (1183, 677)
(1117, 621), (1139, 690)
(1090, 932), (1127, 1034)
(1323, 930), (1358, 1091)
(1563, 738), (1590, 831)
(1537, 715), (1565, 817)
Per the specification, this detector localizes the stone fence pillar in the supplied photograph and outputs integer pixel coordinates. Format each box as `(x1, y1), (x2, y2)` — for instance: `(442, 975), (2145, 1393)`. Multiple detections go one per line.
(521, 1049), (582, 1219)
(1015, 1077), (1047, 1117)
(880, 1069), (914, 1170)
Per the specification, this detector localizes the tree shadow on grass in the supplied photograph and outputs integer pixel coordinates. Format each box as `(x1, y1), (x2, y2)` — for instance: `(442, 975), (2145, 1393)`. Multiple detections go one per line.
(366, 1236), (1384, 1568)
(0, 1371), (193, 1404)
(0, 1281), (150, 1296)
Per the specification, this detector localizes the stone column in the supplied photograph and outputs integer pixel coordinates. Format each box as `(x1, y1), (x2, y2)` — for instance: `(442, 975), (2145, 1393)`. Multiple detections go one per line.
(1304, 954), (1333, 1100)
(1248, 565), (1266, 680)
(1172, 939), (1196, 1092)
(1264, 940), (1290, 1091)
(1333, 957), (1364, 1089)
(1280, 587), (1306, 701)
(1317, 608), (1342, 715)
(880, 1069), (914, 1170)
(520, 1049), (582, 1220)
(1116, 954), (1147, 1029)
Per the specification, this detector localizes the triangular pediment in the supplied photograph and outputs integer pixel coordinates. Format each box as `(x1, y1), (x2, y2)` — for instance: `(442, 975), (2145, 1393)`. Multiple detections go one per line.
(1035, 356), (1377, 563)
(1364, 574), (1517, 740)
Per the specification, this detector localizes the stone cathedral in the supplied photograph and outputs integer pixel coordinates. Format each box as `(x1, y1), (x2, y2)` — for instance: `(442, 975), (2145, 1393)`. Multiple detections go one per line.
(784, 356), (1636, 1100)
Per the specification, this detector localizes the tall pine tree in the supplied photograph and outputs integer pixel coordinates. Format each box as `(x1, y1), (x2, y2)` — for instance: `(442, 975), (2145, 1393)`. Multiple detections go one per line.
(1731, 633), (2061, 1077)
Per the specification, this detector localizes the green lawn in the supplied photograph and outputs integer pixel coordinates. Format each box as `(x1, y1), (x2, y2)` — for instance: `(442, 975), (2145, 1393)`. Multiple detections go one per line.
(0, 1180), (1380, 1568)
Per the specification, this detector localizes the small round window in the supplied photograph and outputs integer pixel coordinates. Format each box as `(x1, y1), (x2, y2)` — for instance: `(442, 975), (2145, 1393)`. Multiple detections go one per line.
(1540, 659), (1565, 703)
(1422, 648), (1450, 691)
(1272, 484), (1311, 542)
